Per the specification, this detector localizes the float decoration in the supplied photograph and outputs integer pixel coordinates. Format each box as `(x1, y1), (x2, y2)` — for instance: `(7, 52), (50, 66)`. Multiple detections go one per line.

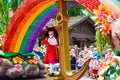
(99, 0), (120, 19)
(94, 2), (120, 80)
(93, 4), (114, 52)
(0, 50), (47, 78)
(0, 0), (80, 79)
(75, 0), (100, 14)
(103, 65), (120, 80)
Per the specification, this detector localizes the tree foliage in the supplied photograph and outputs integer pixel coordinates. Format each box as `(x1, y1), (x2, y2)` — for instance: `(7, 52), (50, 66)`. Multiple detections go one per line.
(0, 0), (6, 34)
(0, 0), (22, 34)
(68, 5), (91, 17)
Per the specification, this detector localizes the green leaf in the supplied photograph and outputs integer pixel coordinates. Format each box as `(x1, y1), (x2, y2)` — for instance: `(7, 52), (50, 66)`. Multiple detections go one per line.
(0, 50), (17, 57)
(117, 0), (120, 2)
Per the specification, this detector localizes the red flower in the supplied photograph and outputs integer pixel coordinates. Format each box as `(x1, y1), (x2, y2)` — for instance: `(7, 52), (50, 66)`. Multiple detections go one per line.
(100, 23), (111, 35)
(0, 57), (3, 63)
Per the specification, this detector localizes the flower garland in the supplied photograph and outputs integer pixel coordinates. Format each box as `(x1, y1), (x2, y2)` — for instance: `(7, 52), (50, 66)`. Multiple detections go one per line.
(12, 55), (40, 72)
(93, 4), (114, 52)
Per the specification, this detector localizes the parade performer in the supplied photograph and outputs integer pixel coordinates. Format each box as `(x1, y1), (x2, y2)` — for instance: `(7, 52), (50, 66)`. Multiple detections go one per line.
(111, 18), (120, 79)
(41, 26), (59, 76)
(98, 18), (120, 80)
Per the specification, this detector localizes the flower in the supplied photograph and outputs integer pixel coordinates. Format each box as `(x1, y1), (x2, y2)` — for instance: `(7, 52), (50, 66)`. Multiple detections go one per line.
(9, 8), (14, 18)
(93, 4), (112, 25)
(93, 4), (114, 52)
(0, 57), (3, 63)
(15, 64), (22, 72)
(107, 16), (113, 23)
(34, 56), (40, 60)
(28, 59), (38, 64)
(100, 23), (111, 35)
(13, 56), (23, 64)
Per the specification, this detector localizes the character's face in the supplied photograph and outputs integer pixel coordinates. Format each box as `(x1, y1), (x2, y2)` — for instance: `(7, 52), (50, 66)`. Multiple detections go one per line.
(48, 31), (54, 38)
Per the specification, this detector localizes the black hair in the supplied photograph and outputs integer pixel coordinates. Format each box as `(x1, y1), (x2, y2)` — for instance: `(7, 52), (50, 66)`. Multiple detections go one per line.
(45, 27), (58, 38)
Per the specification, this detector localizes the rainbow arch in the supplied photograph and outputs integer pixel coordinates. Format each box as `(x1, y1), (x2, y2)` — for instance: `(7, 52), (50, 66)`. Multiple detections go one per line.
(2, 0), (103, 54)
(2, 0), (80, 54)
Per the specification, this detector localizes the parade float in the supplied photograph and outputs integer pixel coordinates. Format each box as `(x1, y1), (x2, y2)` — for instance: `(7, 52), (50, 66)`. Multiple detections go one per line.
(0, 0), (120, 80)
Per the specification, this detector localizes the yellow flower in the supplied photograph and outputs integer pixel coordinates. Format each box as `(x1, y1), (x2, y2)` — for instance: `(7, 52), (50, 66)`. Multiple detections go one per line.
(13, 56), (23, 64)
(93, 4), (112, 25)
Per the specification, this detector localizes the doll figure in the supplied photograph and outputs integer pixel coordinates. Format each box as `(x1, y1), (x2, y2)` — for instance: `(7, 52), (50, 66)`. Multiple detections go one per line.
(41, 27), (59, 76)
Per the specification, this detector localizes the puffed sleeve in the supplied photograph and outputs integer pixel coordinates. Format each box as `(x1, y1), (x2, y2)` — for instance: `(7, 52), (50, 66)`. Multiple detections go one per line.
(41, 37), (48, 45)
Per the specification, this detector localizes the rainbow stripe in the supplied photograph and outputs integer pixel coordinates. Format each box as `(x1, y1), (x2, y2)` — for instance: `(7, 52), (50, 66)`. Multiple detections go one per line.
(109, 0), (120, 13)
(110, 0), (120, 8)
(3, 0), (78, 53)
(99, 0), (120, 14)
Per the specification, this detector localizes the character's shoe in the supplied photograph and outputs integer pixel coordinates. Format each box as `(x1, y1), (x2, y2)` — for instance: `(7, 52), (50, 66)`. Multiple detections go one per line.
(49, 73), (54, 76)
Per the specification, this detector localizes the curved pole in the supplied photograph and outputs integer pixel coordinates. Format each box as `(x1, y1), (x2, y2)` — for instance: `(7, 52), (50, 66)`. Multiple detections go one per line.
(64, 58), (92, 80)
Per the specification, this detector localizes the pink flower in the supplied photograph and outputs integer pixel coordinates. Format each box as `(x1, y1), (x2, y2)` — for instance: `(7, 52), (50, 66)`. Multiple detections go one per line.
(95, 26), (100, 30)
(9, 8), (14, 18)
(15, 64), (22, 72)
(93, 4), (112, 25)
(107, 16), (113, 23)
(0, 57), (3, 63)
(34, 56), (40, 60)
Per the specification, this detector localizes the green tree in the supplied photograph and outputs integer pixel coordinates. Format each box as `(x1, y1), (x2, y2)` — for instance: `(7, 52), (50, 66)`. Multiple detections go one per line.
(0, 0), (6, 34)
(68, 5), (92, 17)
(0, 0), (22, 35)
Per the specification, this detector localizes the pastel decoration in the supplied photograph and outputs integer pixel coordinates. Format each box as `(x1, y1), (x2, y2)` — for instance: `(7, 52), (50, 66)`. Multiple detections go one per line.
(99, 0), (120, 19)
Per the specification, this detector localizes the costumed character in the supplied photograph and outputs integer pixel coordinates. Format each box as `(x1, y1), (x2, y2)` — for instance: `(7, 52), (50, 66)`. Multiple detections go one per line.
(111, 18), (120, 79)
(41, 26), (59, 76)
(99, 18), (120, 80)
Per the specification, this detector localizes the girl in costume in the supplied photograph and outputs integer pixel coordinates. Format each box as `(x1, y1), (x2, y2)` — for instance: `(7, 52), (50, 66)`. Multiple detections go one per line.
(41, 26), (59, 76)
